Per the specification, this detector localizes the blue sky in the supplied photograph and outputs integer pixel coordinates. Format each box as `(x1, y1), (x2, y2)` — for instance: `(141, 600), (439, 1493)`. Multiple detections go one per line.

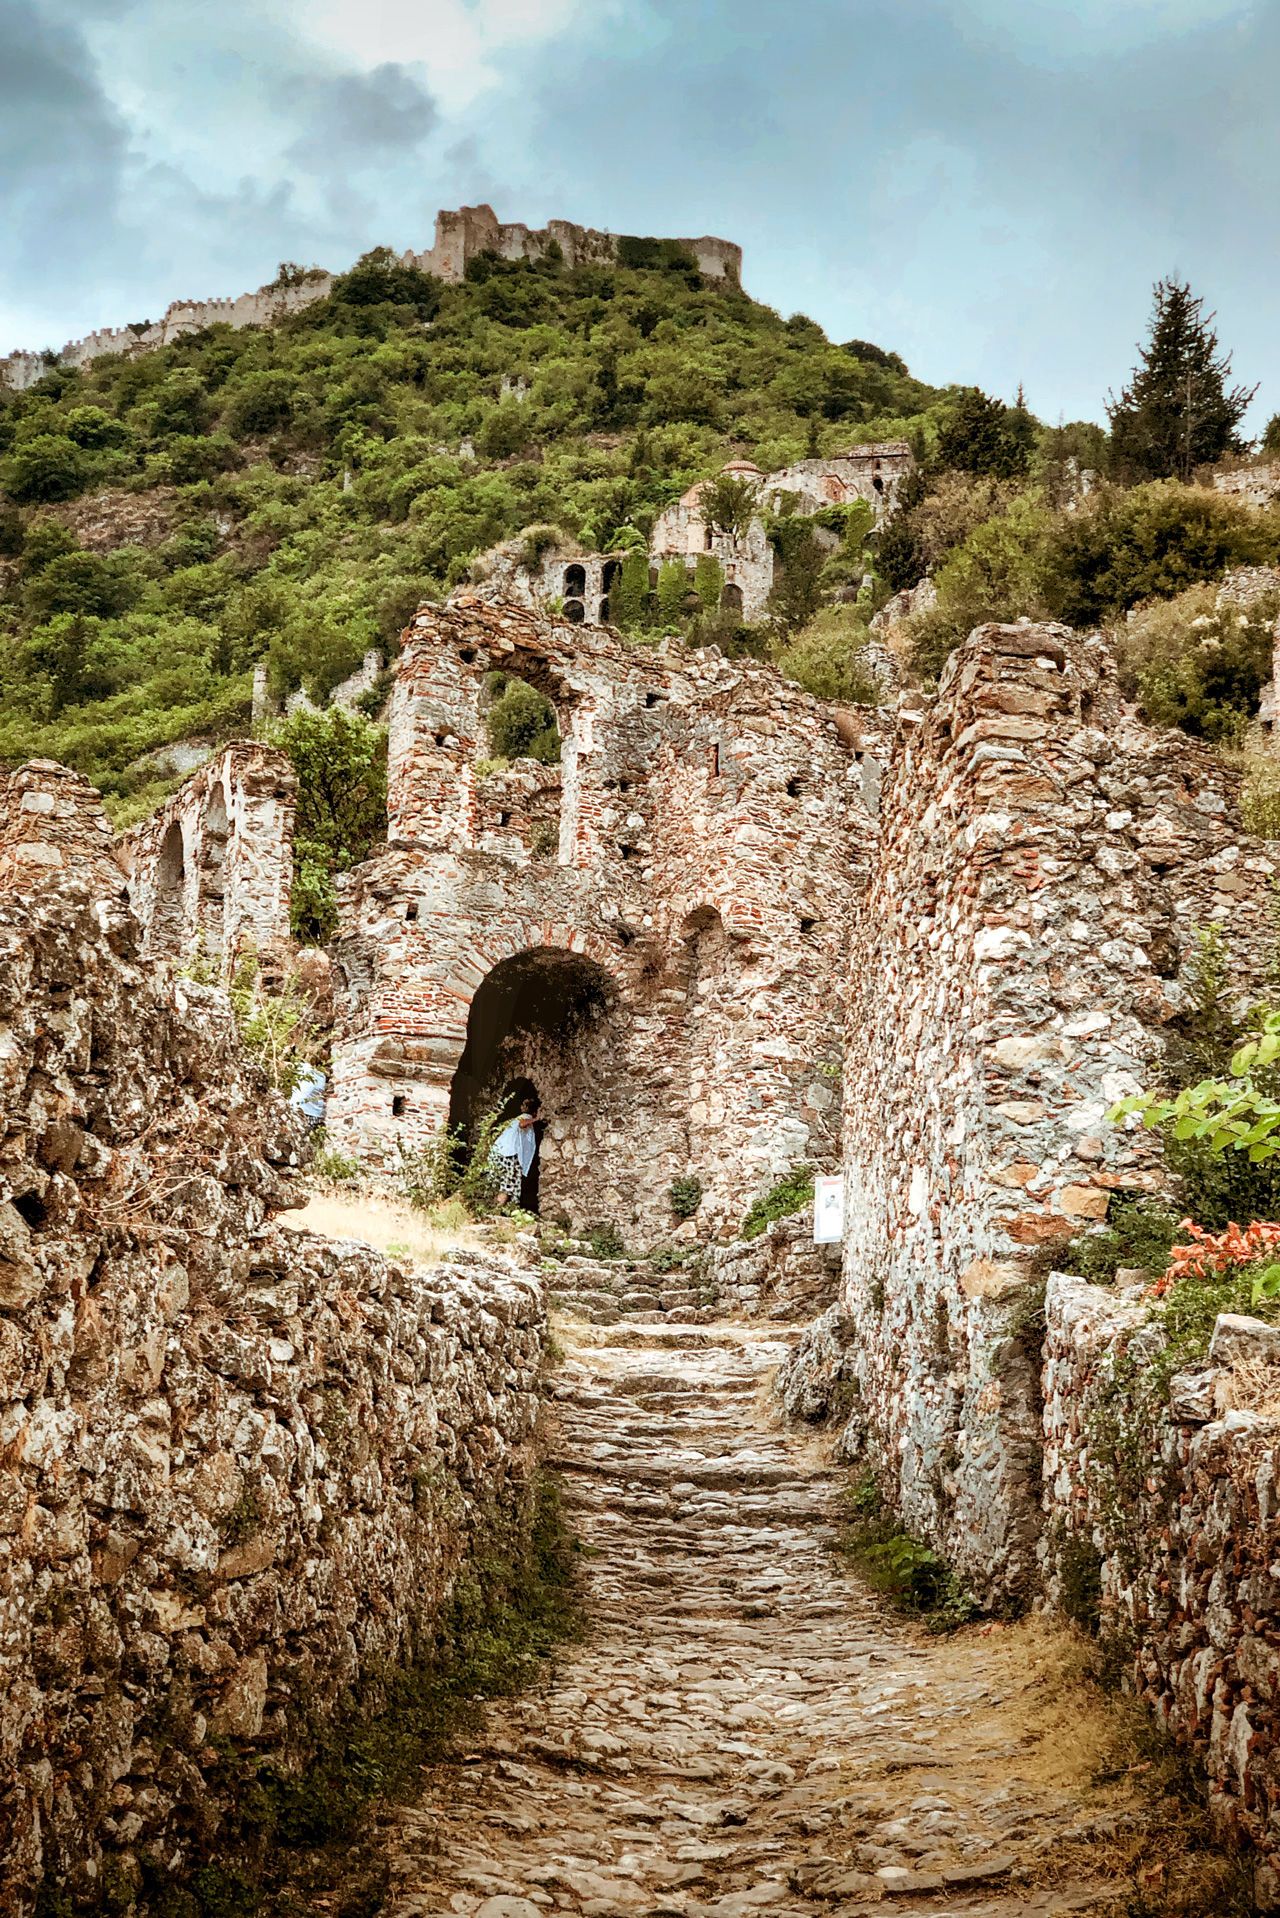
(2, 0), (1275, 429)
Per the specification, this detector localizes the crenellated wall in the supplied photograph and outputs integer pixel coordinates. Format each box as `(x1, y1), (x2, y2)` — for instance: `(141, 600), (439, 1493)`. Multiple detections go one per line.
(0, 207), (741, 392)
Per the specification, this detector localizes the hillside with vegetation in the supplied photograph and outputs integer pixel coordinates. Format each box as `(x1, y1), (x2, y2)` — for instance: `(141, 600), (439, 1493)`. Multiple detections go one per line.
(1, 249), (1278, 827)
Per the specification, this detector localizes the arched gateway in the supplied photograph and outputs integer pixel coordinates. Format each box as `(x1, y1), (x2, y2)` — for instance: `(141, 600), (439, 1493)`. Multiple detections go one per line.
(327, 593), (872, 1243)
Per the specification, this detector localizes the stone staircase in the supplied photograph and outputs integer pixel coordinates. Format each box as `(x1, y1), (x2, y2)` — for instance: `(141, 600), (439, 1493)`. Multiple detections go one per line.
(542, 1251), (721, 1325)
(383, 1300), (1149, 1917)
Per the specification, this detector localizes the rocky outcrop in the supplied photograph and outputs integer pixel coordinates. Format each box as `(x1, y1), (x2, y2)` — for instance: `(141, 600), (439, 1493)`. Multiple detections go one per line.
(0, 817), (545, 1908)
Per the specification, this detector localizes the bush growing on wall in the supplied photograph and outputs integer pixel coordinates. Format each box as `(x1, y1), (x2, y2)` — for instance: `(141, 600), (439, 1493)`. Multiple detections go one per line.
(272, 705), (388, 943)
(484, 675), (560, 763)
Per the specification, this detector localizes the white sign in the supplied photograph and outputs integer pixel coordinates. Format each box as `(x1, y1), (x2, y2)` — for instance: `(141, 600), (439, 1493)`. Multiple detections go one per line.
(813, 1175), (845, 1244)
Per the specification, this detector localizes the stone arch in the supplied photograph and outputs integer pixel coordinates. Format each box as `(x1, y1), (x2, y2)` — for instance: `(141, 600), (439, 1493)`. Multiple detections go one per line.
(563, 562), (587, 598)
(721, 581), (744, 618)
(151, 821), (188, 958)
(563, 598), (586, 624)
(446, 942), (621, 1222)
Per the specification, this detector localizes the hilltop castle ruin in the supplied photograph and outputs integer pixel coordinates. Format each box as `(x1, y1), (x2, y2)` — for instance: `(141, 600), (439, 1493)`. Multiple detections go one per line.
(0, 206), (743, 394)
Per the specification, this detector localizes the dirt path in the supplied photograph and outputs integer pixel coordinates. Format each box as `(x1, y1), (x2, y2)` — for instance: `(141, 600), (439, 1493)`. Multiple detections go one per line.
(379, 1254), (1172, 1918)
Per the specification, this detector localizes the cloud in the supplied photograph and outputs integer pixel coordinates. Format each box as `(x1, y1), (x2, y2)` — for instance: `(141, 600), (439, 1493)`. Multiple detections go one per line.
(283, 62), (438, 166)
(1, 0), (1275, 431)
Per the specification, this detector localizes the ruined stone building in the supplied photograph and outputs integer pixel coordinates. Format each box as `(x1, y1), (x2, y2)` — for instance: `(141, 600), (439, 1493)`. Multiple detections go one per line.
(326, 595), (873, 1241)
(119, 742), (296, 974)
(479, 443), (917, 632)
(13, 577), (1280, 1892)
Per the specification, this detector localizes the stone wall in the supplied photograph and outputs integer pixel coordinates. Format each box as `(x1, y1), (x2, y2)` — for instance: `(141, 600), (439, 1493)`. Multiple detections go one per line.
(0, 798), (545, 1908)
(119, 742), (297, 975)
(328, 595), (870, 1243)
(0, 758), (128, 897)
(1043, 1277), (1280, 1897)
(787, 620), (1280, 1606)
(1, 208), (741, 393)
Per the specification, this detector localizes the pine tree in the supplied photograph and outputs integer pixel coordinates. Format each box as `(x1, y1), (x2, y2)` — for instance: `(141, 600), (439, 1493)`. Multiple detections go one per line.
(935, 388), (1031, 478)
(1108, 278), (1256, 483)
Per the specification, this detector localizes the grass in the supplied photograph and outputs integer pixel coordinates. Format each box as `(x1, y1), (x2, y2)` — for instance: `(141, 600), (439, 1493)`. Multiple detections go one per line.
(277, 1185), (487, 1266)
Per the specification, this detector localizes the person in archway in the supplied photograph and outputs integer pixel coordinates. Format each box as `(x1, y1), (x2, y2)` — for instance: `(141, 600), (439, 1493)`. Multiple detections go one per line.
(492, 1097), (542, 1210)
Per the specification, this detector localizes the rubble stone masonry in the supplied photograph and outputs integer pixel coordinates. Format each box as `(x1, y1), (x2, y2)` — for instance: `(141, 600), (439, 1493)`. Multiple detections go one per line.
(783, 621), (1280, 1605)
(0, 792), (545, 1907)
(1043, 1278), (1280, 1894)
(328, 595), (873, 1243)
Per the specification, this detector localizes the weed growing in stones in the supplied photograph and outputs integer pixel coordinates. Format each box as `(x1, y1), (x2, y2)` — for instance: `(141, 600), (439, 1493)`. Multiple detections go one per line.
(586, 1220), (626, 1260)
(834, 1475), (980, 1633)
(668, 1175), (703, 1220)
(133, 1477), (584, 1918)
(740, 1163), (814, 1240)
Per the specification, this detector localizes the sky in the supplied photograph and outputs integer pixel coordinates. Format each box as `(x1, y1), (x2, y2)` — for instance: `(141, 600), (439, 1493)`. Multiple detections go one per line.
(2, 0), (1276, 430)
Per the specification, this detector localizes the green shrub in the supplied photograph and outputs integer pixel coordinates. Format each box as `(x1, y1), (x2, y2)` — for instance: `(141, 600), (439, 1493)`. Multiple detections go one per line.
(669, 1175), (702, 1220)
(224, 371), (295, 438)
(1062, 1199), (1182, 1285)
(773, 604), (883, 703)
(271, 706), (387, 944)
(4, 432), (86, 502)
(741, 1164), (814, 1240)
(485, 675), (560, 763)
(1111, 580), (1278, 744)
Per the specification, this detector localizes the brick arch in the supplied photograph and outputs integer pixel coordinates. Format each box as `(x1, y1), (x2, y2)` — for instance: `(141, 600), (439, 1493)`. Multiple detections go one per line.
(443, 920), (622, 1006)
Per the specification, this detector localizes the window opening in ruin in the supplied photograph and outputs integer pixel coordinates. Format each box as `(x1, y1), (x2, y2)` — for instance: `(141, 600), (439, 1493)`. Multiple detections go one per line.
(446, 948), (614, 1194)
(644, 693), (662, 709)
(564, 599), (586, 624)
(721, 582), (744, 618)
(873, 474), (884, 494)
(704, 526), (714, 551)
(799, 916), (818, 935)
(786, 775), (803, 796)
(619, 844), (637, 860)
(151, 820), (187, 958)
(405, 901), (419, 921)
(460, 647), (477, 664)
(392, 1094), (407, 1117)
(564, 563), (587, 597)
(601, 559), (621, 595)
(598, 598), (610, 622)
(434, 732), (449, 747)
(710, 744), (720, 777)
(481, 671), (562, 768)
(498, 811), (511, 827)
(198, 783), (230, 951)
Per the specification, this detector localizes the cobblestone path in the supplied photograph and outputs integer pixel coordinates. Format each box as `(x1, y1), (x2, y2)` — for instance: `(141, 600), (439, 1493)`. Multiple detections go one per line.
(385, 1261), (1146, 1918)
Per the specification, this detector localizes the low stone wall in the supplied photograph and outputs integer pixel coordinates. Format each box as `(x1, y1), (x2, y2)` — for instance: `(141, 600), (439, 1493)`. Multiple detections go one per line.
(0, 872), (545, 1908)
(709, 1216), (841, 1321)
(1042, 1276), (1280, 1899)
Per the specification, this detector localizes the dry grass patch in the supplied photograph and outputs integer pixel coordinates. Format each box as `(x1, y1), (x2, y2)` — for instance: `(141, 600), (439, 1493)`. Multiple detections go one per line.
(278, 1186), (488, 1266)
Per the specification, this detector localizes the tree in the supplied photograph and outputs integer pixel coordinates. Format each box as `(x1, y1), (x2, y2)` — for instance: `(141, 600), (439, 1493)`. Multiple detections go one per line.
(1263, 414), (1280, 458)
(271, 706), (387, 943)
(699, 472), (759, 541)
(935, 389), (1031, 478)
(3, 433), (86, 502)
(1108, 277), (1256, 483)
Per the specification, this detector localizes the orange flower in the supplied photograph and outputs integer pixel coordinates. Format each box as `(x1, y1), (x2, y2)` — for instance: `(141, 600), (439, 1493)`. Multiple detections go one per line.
(1151, 1219), (1280, 1295)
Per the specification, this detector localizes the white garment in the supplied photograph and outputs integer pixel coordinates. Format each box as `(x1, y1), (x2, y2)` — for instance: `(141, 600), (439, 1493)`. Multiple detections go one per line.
(495, 1116), (539, 1174)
